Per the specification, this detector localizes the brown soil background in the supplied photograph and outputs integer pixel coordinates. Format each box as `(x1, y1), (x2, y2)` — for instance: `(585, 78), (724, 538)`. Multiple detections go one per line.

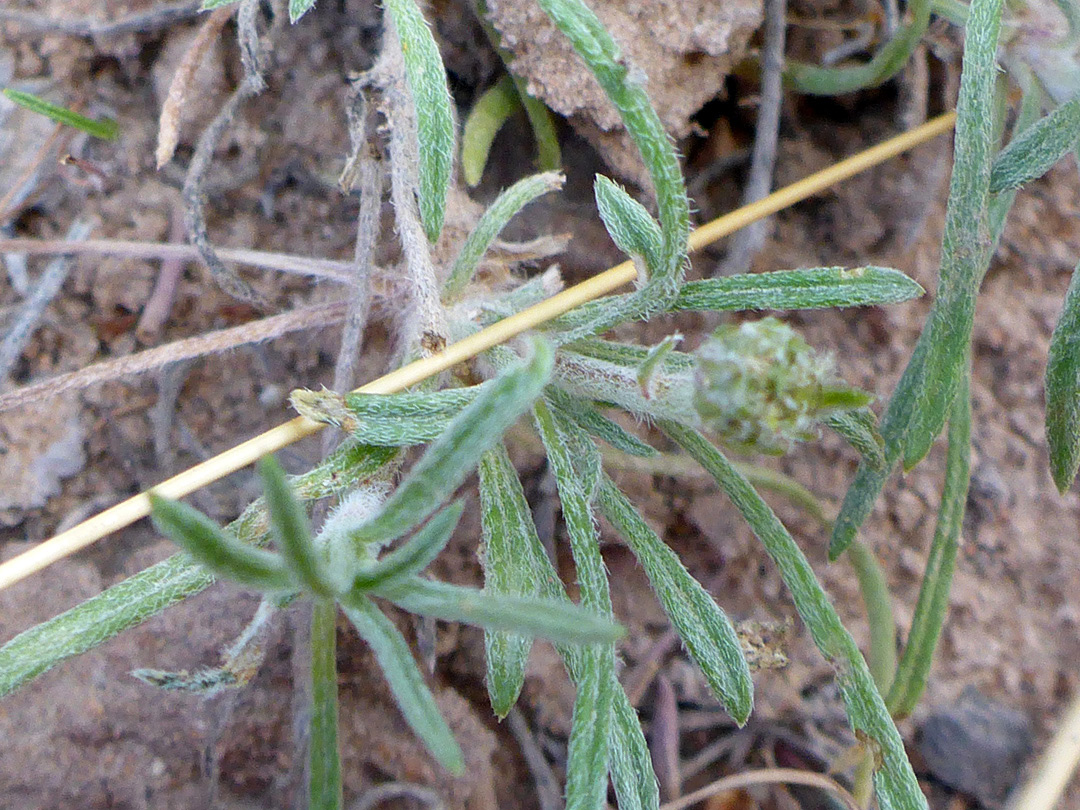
(2, 1), (1079, 808)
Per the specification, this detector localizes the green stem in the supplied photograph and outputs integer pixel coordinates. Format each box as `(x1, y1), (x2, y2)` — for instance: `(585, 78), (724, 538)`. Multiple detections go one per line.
(784, 0), (932, 95)
(309, 599), (342, 810)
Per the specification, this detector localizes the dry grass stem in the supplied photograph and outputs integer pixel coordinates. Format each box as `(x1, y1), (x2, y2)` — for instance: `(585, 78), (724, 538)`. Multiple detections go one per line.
(0, 121), (69, 223)
(1006, 688), (1080, 810)
(0, 237), (355, 282)
(0, 112), (956, 592)
(0, 220), (92, 386)
(0, 1), (201, 38)
(0, 300), (346, 412)
(505, 708), (562, 810)
(156, 5), (234, 169)
(657, 767), (860, 810)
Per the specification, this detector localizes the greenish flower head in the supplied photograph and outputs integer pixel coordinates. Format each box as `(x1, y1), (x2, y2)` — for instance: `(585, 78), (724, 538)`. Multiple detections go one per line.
(693, 317), (872, 453)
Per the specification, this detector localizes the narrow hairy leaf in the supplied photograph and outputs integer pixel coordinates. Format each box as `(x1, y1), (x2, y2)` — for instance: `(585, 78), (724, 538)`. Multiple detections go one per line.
(1046, 260), (1080, 492)
(0, 553), (213, 698)
(259, 457), (332, 597)
(444, 171), (564, 298)
(608, 686), (660, 810)
(478, 446), (542, 716)
(348, 339), (552, 547)
(565, 649), (614, 810)
(546, 386), (657, 457)
(594, 174), (663, 273)
(342, 596), (464, 773)
(292, 385), (483, 446)
(384, 0), (455, 242)
(598, 476), (753, 724)
(288, 0), (317, 22)
(672, 266), (923, 312)
(533, 397), (616, 807)
(461, 75), (519, 187)
(376, 578), (623, 645)
(825, 408), (886, 471)
(351, 501), (465, 591)
(149, 495), (294, 591)
(534, 0), (689, 337)
(309, 599), (342, 810)
(990, 95), (1080, 193)
(2, 88), (119, 140)
(661, 422), (927, 810)
(902, 0), (1003, 469)
(888, 365), (970, 716)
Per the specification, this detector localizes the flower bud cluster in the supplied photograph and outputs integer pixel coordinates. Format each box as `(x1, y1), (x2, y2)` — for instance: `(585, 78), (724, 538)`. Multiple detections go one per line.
(693, 317), (868, 453)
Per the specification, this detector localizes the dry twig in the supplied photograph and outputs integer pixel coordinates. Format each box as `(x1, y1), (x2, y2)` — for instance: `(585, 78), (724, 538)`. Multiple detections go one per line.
(657, 767), (860, 810)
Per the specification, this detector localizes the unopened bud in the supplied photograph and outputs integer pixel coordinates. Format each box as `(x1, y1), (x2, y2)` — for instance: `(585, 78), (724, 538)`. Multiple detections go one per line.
(693, 317), (871, 453)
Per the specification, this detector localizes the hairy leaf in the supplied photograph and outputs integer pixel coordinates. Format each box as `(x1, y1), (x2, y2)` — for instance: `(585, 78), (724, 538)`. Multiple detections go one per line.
(672, 266), (924, 313)
(598, 476), (753, 724)
(2, 88), (119, 140)
(342, 596), (464, 773)
(444, 171), (564, 298)
(384, 0), (456, 242)
(347, 340), (552, 548)
(377, 578), (623, 645)
(1046, 260), (1080, 492)
(825, 408), (886, 471)
(149, 495), (293, 591)
(309, 599), (342, 810)
(259, 457), (332, 597)
(594, 174), (663, 273)
(990, 95), (1080, 193)
(461, 75), (519, 187)
(351, 501), (465, 591)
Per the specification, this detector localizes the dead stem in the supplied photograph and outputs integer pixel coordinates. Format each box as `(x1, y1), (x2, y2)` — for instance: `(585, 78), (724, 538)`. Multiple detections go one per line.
(0, 238), (355, 282)
(350, 783), (445, 810)
(715, 0), (786, 276)
(0, 220), (92, 387)
(182, 0), (270, 305)
(136, 204), (190, 342)
(0, 1), (201, 38)
(0, 300), (346, 412)
(657, 767), (860, 810)
(156, 5), (234, 169)
(0, 121), (70, 223)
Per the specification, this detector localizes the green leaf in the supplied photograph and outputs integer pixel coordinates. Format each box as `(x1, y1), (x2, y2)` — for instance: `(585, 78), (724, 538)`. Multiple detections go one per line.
(201, 0), (239, 8)
(149, 494), (294, 591)
(672, 266), (924, 313)
(444, 171), (564, 299)
(259, 457), (332, 597)
(533, 397), (616, 807)
(545, 386), (657, 458)
(565, 648), (614, 810)
(2, 88), (119, 140)
(901, 0), (1004, 469)
(347, 339), (553, 548)
(608, 685), (660, 810)
(990, 95), (1080, 193)
(384, 0), (456, 242)
(887, 364), (970, 716)
(461, 75), (520, 187)
(1046, 260), (1080, 492)
(0, 553), (213, 698)
(594, 174), (663, 273)
(342, 596), (464, 774)
(598, 476), (753, 724)
(825, 408), (886, 471)
(288, 0), (317, 23)
(351, 501), (465, 591)
(375, 578), (623, 645)
(292, 385), (484, 447)
(478, 447), (542, 717)
(309, 599), (342, 810)
(660, 422), (928, 810)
